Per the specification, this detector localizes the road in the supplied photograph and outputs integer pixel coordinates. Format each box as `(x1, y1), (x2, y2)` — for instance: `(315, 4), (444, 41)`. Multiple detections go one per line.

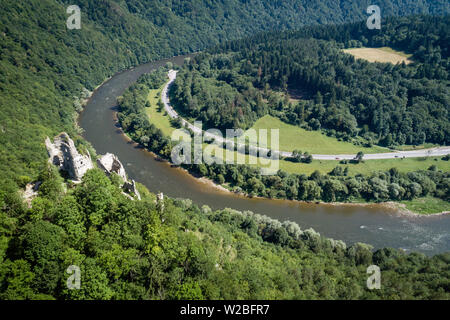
(162, 70), (450, 161)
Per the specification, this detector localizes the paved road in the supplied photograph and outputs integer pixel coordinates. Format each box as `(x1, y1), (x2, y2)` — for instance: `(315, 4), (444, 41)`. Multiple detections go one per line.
(162, 70), (450, 161)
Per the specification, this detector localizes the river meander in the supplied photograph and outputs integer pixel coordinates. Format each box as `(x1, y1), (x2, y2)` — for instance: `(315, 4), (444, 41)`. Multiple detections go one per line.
(79, 55), (449, 255)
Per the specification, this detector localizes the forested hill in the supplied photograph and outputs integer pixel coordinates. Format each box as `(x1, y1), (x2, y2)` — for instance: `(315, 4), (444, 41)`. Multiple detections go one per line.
(1, 165), (449, 300)
(171, 15), (449, 146)
(0, 0), (449, 193)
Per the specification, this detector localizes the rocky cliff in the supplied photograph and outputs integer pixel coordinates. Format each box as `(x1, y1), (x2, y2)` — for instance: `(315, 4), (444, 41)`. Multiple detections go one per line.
(97, 153), (141, 200)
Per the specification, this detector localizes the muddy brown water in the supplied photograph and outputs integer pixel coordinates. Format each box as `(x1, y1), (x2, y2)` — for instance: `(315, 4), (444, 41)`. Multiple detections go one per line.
(79, 55), (449, 255)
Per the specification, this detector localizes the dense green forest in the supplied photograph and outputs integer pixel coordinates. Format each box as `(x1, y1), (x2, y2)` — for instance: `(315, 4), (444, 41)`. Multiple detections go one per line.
(1, 164), (449, 299)
(1, 1), (450, 300)
(170, 15), (450, 146)
(118, 18), (450, 205)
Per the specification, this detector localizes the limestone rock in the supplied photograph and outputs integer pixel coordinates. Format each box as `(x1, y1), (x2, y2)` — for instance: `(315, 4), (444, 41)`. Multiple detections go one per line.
(124, 180), (141, 200)
(45, 132), (93, 181)
(97, 153), (127, 182)
(97, 153), (141, 200)
(23, 181), (41, 208)
(156, 192), (164, 213)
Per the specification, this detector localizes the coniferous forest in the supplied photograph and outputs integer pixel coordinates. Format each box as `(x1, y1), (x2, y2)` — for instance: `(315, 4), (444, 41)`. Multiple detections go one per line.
(171, 15), (449, 145)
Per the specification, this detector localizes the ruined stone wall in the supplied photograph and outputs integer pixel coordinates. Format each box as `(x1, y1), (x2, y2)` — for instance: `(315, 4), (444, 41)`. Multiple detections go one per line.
(45, 132), (93, 181)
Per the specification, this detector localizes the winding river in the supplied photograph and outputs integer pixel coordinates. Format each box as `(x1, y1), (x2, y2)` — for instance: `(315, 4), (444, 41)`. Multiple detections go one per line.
(79, 55), (450, 255)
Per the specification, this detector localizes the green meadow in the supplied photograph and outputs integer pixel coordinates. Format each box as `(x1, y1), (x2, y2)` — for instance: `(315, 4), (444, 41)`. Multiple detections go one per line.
(400, 196), (449, 215)
(248, 115), (388, 154)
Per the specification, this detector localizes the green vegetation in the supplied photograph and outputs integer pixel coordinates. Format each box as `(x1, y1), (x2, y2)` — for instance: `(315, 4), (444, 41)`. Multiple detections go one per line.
(1, 0), (450, 300)
(145, 87), (175, 137)
(250, 115), (388, 154)
(1, 165), (449, 299)
(144, 80), (448, 178)
(119, 66), (450, 208)
(171, 15), (449, 148)
(117, 16), (450, 212)
(400, 196), (450, 215)
(393, 144), (439, 151)
(280, 157), (450, 176)
(10, 0), (445, 191)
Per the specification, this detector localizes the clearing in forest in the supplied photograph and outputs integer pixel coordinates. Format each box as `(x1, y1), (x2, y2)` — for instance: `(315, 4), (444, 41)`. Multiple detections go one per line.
(249, 115), (387, 154)
(343, 47), (413, 65)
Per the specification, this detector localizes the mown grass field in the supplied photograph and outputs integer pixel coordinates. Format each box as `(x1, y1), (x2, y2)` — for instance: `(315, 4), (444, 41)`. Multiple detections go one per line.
(400, 196), (450, 215)
(392, 143), (439, 151)
(248, 115), (388, 154)
(342, 47), (413, 65)
(145, 86), (175, 137)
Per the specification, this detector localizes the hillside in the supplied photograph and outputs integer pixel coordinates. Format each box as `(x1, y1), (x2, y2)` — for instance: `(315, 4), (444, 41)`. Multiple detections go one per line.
(171, 15), (450, 146)
(1, 164), (448, 299)
(1, 0), (450, 193)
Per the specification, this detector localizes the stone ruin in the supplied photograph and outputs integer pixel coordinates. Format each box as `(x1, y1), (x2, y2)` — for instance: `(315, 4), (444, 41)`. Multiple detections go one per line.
(96, 153), (127, 182)
(45, 132), (93, 182)
(45, 133), (141, 200)
(156, 192), (164, 213)
(97, 153), (141, 200)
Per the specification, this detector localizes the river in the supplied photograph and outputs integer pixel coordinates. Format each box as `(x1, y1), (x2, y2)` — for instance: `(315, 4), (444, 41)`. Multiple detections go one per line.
(79, 55), (450, 255)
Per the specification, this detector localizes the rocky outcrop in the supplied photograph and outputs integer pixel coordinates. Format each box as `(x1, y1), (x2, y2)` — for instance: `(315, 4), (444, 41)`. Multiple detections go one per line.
(156, 192), (164, 213)
(45, 132), (93, 181)
(45, 134), (140, 200)
(97, 153), (127, 182)
(23, 181), (41, 208)
(123, 180), (141, 201)
(97, 153), (141, 200)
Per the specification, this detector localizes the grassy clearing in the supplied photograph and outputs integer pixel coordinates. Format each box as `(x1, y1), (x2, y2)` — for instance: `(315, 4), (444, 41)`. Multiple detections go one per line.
(392, 143), (439, 151)
(145, 86), (175, 137)
(400, 197), (449, 215)
(343, 47), (413, 65)
(248, 115), (388, 154)
(377, 47), (413, 58)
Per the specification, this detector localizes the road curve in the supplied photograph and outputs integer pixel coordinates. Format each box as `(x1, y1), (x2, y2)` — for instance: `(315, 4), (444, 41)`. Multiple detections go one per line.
(162, 70), (450, 161)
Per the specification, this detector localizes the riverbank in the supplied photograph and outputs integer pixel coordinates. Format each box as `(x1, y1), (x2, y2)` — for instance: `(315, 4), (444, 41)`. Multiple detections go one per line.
(113, 123), (449, 217)
(196, 173), (449, 217)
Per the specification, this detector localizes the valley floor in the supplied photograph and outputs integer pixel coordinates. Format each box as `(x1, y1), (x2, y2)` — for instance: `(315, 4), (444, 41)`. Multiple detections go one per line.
(139, 74), (450, 215)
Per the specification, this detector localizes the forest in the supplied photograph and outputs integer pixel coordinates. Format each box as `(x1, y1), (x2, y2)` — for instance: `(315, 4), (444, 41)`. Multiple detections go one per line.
(118, 17), (450, 205)
(1, 0), (450, 198)
(119, 70), (450, 204)
(1, 163), (449, 299)
(170, 15), (450, 146)
(1, 1), (450, 300)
